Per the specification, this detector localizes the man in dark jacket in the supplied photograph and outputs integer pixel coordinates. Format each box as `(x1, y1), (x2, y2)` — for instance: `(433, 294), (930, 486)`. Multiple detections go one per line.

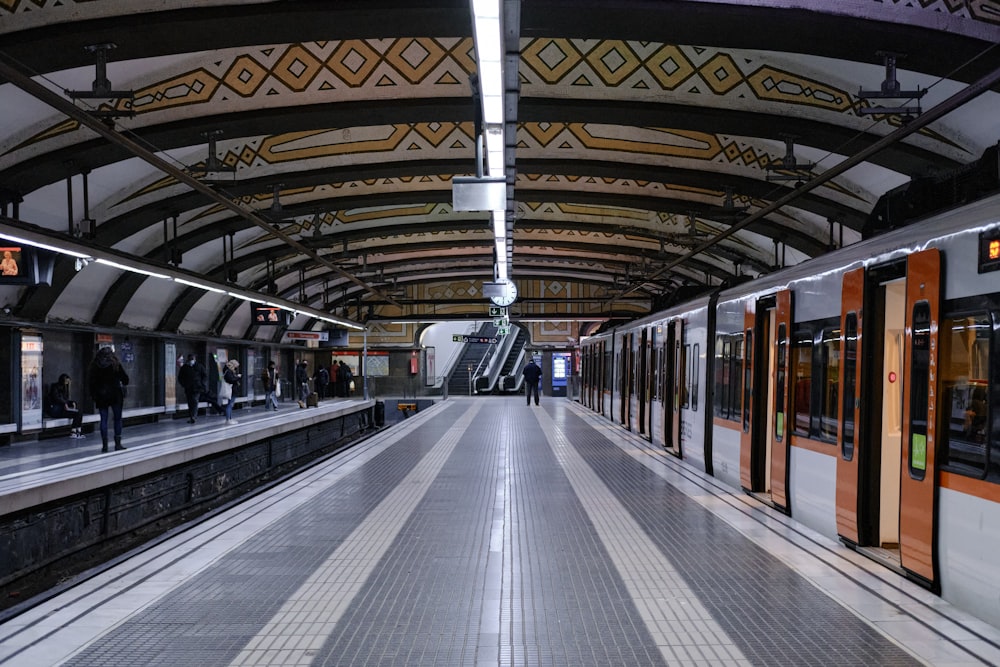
(314, 365), (330, 402)
(522, 358), (542, 406)
(295, 359), (309, 408)
(177, 354), (208, 423)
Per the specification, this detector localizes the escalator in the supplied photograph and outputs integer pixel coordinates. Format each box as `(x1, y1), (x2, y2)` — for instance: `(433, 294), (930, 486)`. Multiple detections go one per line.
(446, 323), (498, 396)
(496, 327), (528, 392)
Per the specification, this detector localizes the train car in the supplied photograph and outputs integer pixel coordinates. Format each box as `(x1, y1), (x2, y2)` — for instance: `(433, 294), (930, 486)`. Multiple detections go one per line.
(580, 191), (1000, 629)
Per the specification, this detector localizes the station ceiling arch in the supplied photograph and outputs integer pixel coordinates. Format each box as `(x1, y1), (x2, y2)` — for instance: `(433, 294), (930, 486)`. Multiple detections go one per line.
(0, 0), (998, 344)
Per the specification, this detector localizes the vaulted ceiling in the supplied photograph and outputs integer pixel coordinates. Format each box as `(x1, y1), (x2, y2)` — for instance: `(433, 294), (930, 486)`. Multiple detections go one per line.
(1, 1), (998, 343)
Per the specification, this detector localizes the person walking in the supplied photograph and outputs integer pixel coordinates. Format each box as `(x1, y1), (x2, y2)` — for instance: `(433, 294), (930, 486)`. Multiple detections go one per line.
(522, 357), (542, 406)
(177, 354), (208, 423)
(314, 365), (329, 403)
(220, 359), (242, 424)
(88, 346), (129, 452)
(261, 360), (280, 411)
(47, 373), (85, 438)
(295, 359), (309, 408)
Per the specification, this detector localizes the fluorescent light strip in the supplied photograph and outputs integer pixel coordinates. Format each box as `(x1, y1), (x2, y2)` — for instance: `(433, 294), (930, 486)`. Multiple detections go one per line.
(174, 277), (225, 293)
(95, 257), (171, 279)
(0, 232), (92, 259)
(227, 291), (256, 302)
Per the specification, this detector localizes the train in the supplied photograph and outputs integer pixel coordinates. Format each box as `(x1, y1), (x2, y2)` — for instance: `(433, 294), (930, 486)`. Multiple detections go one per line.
(580, 190), (1000, 629)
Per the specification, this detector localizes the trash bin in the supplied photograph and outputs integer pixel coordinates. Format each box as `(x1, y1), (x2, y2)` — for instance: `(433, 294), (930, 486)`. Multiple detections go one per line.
(374, 400), (385, 427)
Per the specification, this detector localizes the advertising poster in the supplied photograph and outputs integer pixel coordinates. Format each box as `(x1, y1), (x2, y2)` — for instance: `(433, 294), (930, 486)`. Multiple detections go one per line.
(425, 347), (435, 386)
(21, 334), (43, 429)
(164, 342), (177, 411)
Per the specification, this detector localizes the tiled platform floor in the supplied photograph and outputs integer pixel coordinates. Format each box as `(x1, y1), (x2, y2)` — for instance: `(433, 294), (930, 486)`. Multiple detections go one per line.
(2, 397), (999, 666)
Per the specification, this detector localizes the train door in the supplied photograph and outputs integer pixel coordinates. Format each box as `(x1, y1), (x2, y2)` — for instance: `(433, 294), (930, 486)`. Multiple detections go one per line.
(638, 327), (648, 436)
(619, 332), (629, 426)
(835, 252), (939, 588)
(899, 249), (940, 587)
(740, 303), (757, 491)
(662, 319), (683, 454)
(739, 293), (790, 511)
(662, 324), (675, 450)
(770, 291), (792, 510)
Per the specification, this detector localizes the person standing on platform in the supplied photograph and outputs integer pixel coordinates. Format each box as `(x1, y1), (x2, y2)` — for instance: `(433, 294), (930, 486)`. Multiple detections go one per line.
(178, 354), (208, 423)
(522, 357), (542, 406)
(47, 373), (84, 438)
(261, 360), (279, 411)
(295, 359), (309, 408)
(338, 360), (353, 397)
(314, 364), (329, 402)
(330, 361), (340, 396)
(220, 359), (242, 424)
(88, 346), (129, 452)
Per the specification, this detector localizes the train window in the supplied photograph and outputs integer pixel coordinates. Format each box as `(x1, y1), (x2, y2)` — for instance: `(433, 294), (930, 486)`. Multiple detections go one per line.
(714, 334), (743, 422)
(682, 344), (691, 408)
(691, 343), (700, 412)
(939, 313), (990, 477)
(791, 330), (813, 437)
(776, 323), (787, 442)
(651, 347), (660, 402)
(743, 329), (753, 433)
(842, 315), (857, 459)
(820, 327), (840, 442)
(715, 337), (728, 418)
(908, 302), (931, 480)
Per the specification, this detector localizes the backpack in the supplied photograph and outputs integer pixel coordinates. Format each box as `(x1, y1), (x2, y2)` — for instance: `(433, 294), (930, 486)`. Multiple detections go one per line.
(318, 368), (329, 384)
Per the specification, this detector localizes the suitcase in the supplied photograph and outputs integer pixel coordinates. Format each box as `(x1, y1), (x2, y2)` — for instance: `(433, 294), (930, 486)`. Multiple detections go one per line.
(306, 392), (319, 407)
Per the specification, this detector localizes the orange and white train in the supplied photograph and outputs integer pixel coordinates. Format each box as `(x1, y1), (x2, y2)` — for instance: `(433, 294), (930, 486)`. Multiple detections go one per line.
(580, 191), (1000, 628)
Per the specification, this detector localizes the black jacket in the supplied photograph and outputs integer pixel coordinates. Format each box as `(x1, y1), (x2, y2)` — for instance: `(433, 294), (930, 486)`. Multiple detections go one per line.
(522, 361), (542, 385)
(89, 350), (130, 408)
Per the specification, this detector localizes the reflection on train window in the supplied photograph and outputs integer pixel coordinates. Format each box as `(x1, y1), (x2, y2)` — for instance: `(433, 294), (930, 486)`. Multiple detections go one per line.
(714, 333), (742, 422)
(940, 313), (991, 477)
(842, 315), (857, 460)
(691, 343), (699, 412)
(821, 327), (841, 442)
(791, 330), (813, 437)
(743, 329), (753, 434)
(908, 302), (931, 480)
(651, 347), (660, 402)
(682, 344), (691, 409)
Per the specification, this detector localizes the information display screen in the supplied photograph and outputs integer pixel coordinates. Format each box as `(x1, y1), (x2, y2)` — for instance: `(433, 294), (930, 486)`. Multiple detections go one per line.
(251, 303), (286, 324)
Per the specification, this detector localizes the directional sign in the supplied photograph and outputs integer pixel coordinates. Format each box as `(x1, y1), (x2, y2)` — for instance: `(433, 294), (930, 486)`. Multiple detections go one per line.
(497, 326), (510, 336)
(488, 305), (507, 318)
(493, 317), (509, 328)
(453, 335), (498, 344)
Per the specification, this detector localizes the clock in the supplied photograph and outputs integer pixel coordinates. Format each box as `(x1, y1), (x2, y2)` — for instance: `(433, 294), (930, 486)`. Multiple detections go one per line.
(488, 278), (518, 307)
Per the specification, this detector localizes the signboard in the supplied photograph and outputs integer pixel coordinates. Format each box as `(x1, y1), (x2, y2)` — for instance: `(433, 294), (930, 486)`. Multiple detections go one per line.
(287, 330), (330, 341)
(493, 317), (509, 327)
(497, 326), (510, 336)
(488, 306), (507, 318)
(452, 335), (498, 344)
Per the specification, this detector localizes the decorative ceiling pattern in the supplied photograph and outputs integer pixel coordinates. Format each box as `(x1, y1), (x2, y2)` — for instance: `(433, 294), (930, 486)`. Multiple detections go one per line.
(0, 0), (997, 342)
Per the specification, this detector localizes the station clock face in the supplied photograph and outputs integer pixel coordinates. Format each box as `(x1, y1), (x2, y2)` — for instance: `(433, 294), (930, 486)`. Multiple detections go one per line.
(489, 278), (518, 307)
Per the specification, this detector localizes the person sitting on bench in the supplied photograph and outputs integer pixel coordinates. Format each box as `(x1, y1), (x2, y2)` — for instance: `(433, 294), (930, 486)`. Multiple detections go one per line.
(47, 373), (85, 438)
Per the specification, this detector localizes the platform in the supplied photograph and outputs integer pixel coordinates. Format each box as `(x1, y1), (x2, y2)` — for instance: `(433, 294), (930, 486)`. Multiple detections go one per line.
(1, 397), (999, 666)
